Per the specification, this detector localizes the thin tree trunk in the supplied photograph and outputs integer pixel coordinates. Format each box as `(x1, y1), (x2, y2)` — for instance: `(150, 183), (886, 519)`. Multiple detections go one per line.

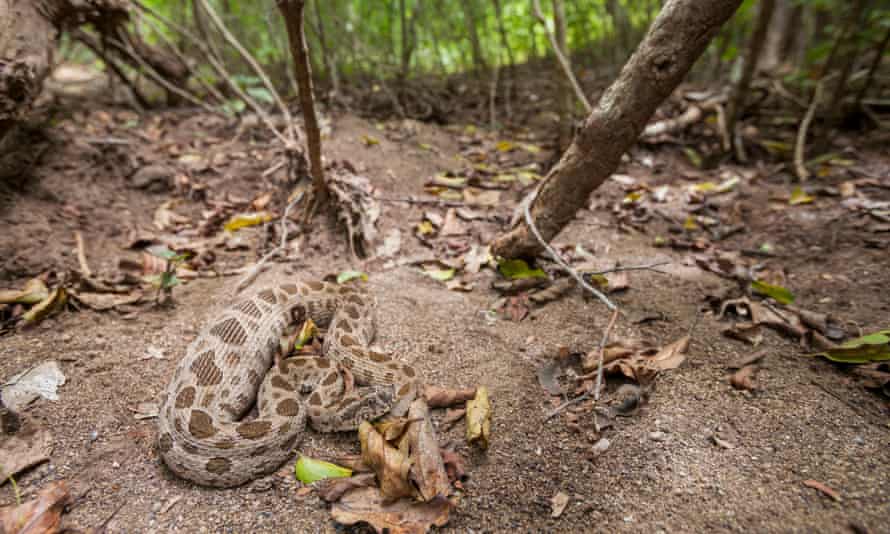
(823, 0), (870, 125)
(855, 26), (890, 107)
(311, 0), (339, 95)
(491, 0), (743, 260)
(725, 0), (775, 152)
(459, 0), (487, 72)
(493, 0), (515, 67)
(279, 0), (327, 207)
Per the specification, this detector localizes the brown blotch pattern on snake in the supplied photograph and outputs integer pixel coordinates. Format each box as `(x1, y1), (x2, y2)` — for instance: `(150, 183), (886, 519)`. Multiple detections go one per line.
(206, 457), (232, 474)
(276, 399), (301, 416)
(270, 375), (295, 392)
(190, 351), (223, 386)
(236, 421), (273, 439)
(188, 410), (218, 439)
(175, 386), (196, 408)
(209, 317), (248, 346)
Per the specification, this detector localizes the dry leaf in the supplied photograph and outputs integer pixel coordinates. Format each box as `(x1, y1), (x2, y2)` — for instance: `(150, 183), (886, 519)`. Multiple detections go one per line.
(331, 487), (451, 534)
(730, 365), (759, 390)
(423, 386), (476, 408)
(0, 420), (53, 483)
(440, 449), (466, 483)
(0, 481), (70, 534)
(466, 387), (491, 450)
(317, 473), (378, 503)
(550, 491), (569, 518)
(802, 479), (841, 501)
(359, 422), (414, 501)
(400, 400), (450, 501)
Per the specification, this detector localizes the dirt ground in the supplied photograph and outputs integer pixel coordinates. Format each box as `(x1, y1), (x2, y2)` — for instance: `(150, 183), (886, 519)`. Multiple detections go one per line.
(1, 99), (888, 534)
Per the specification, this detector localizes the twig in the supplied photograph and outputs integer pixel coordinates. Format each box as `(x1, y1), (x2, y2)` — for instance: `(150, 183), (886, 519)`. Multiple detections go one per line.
(197, 0), (297, 146)
(544, 308), (620, 420)
(374, 195), (465, 208)
(795, 80), (824, 181)
(74, 231), (92, 278)
(235, 191), (304, 293)
(583, 261), (671, 276)
(524, 189), (615, 310)
(531, 0), (592, 113)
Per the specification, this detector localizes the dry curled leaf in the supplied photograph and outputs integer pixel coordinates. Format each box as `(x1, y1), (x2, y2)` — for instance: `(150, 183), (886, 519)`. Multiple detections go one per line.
(0, 481), (70, 534)
(466, 387), (491, 450)
(730, 365), (759, 390)
(400, 400), (450, 501)
(423, 386), (476, 408)
(550, 491), (569, 518)
(317, 473), (378, 503)
(0, 420), (53, 484)
(359, 422), (414, 501)
(331, 487), (451, 534)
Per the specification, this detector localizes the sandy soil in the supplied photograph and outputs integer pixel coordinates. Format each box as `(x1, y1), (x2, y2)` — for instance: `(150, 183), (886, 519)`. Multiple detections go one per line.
(1, 105), (888, 533)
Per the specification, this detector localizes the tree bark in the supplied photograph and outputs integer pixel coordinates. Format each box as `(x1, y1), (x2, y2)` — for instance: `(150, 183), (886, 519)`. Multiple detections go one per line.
(490, 0), (743, 260)
(493, 0), (514, 67)
(279, 0), (327, 206)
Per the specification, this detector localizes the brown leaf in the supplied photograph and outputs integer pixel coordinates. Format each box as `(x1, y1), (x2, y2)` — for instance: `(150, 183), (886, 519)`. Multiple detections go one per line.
(802, 479), (841, 501)
(440, 449), (466, 483)
(0, 420), (53, 483)
(423, 386), (476, 408)
(727, 349), (768, 369)
(730, 365), (759, 390)
(359, 422), (414, 501)
(317, 473), (378, 503)
(71, 290), (143, 311)
(0, 481), (70, 534)
(328, 454), (373, 473)
(331, 487), (451, 534)
(374, 418), (415, 442)
(400, 400), (450, 501)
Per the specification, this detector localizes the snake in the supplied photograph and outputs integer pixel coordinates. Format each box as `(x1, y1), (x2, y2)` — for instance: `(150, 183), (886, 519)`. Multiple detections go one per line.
(156, 281), (420, 487)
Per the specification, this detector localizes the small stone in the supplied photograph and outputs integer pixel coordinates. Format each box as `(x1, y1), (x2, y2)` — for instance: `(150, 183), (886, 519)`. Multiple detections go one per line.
(649, 431), (667, 442)
(88, 430), (99, 442)
(589, 438), (611, 458)
(129, 164), (174, 192)
(853, 436), (865, 445)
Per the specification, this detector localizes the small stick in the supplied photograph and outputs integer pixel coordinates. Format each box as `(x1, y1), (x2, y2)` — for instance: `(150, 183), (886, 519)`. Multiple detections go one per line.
(794, 80), (824, 181)
(544, 308), (619, 421)
(74, 231), (92, 278)
(524, 189), (616, 310)
(531, 0), (591, 113)
(374, 195), (466, 208)
(235, 191), (304, 293)
(583, 261), (671, 276)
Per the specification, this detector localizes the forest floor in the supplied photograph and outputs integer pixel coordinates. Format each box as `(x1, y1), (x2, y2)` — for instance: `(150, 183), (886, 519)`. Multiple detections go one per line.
(1, 79), (889, 533)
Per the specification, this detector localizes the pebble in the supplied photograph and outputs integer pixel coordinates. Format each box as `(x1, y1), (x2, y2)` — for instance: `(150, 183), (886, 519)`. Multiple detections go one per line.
(649, 431), (667, 442)
(853, 436), (865, 445)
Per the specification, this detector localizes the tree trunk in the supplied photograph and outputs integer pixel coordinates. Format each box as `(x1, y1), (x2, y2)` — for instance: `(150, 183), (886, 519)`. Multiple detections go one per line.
(493, 0), (515, 67)
(279, 0), (327, 206)
(550, 0), (573, 150)
(725, 0), (775, 151)
(490, 0), (743, 260)
(823, 0), (870, 126)
(459, 0), (486, 72)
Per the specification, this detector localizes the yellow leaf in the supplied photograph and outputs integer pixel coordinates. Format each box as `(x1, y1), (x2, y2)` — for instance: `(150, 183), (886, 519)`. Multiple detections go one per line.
(683, 215), (699, 230)
(293, 319), (318, 350)
(466, 387), (491, 449)
(789, 186), (814, 205)
(362, 135), (380, 146)
(23, 287), (67, 324)
(224, 212), (273, 232)
(495, 140), (515, 152)
(416, 220), (435, 235)
(0, 278), (49, 305)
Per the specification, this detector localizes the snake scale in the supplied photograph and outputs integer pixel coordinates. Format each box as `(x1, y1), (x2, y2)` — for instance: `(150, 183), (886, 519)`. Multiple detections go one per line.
(156, 280), (420, 487)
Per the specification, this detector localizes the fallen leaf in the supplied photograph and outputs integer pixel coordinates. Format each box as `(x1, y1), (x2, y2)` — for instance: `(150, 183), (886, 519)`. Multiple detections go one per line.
(466, 387), (491, 450)
(423, 386), (476, 408)
(0, 279), (49, 305)
(730, 365), (759, 390)
(2, 361), (67, 411)
(331, 487), (451, 534)
(0, 420), (53, 483)
(497, 258), (546, 280)
(71, 290), (143, 311)
(751, 280), (795, 304)
(0, 481), (70, 534)
(337, 271), (369, 284)
(295, 456), (353, 484)
(224, 212), (273, 232)
(22, 288), (67, 324)
(462, 188), (501, 206)
(359, 422), (414, 501)
(423, 269), (455, 282)
(130, 402), (159, 420)
(802, 479), (841, 501)
(317, 473), (377, 502)
(789, 186), (814, 205)
(550, 491), (569, 518)
(376, 229), (402, 258)
(811, 330), (890, 364)
(153, 201), (190, 231)
(401, 400), (450, 501)
(292, 319), (319, 351)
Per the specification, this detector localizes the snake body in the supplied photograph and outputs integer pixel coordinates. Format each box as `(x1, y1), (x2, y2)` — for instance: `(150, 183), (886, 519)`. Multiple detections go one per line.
(156, 281), (420, 487)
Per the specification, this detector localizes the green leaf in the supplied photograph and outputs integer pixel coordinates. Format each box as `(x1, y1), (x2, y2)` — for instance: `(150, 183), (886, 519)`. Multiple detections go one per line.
(497, 259), (547, 280)
(294, 455), (352, 484)
(146, 244), (178, 260)
(811, 330), (890, 364)
(424, 268), (455, 281)
(751, 280), (795, 304)
(246, 86), (274, 104)
(683, 147), (702, 168)
(789, 187), (814, 205)
(337, 271), (368, 284)
(159, 272), (181, 290)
